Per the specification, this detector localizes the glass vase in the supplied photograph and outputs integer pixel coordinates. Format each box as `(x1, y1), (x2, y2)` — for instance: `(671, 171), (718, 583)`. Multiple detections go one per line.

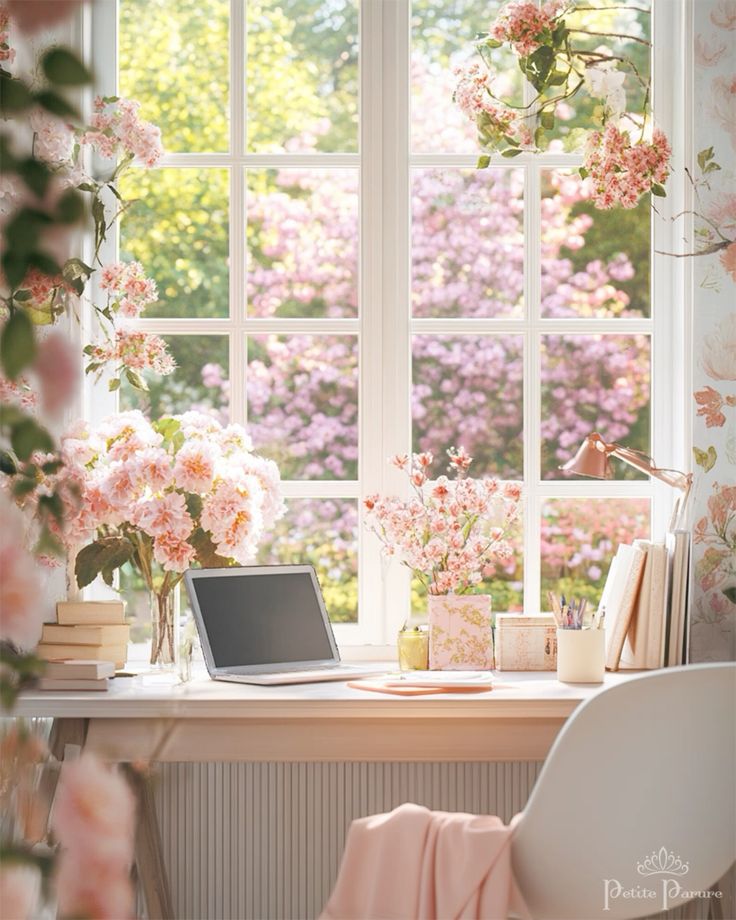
(149, 588), (179, 670)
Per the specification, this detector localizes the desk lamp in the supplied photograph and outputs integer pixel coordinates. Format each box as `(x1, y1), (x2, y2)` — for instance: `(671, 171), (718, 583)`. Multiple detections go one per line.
(560, 432), (692, 530)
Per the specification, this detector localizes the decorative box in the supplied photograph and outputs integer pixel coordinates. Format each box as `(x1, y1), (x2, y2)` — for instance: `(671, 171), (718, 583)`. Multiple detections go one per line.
(428, 594), (493, 670)
(494, 614), (557, 671)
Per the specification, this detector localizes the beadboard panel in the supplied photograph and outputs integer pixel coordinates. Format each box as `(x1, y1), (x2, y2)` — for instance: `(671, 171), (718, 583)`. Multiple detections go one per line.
(151, 760), (543, 920)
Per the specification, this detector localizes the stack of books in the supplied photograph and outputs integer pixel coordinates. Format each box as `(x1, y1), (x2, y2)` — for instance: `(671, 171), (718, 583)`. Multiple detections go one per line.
(37, 601), (129, 670)
(37, 659), (115, 692)
(599, 529), (691, 671)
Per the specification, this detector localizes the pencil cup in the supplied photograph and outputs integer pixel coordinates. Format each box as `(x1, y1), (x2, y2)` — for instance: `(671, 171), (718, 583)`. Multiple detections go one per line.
(556, 629), (605, 683)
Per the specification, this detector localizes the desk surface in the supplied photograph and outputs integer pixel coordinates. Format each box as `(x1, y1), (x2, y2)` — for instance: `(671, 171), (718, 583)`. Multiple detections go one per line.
(13, 667), (640, 721)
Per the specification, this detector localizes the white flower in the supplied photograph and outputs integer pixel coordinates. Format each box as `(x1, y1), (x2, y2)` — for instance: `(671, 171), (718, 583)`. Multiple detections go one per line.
(585, 64), (627, 117)
(701, 312), (736, 381)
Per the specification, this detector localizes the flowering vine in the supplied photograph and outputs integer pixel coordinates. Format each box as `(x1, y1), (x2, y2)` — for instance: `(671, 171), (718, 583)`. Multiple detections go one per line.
(453, 0), (670, 210)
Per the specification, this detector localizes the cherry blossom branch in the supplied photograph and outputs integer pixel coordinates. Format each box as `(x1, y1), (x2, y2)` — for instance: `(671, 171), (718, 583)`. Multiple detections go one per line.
(568, 28), (651, 45)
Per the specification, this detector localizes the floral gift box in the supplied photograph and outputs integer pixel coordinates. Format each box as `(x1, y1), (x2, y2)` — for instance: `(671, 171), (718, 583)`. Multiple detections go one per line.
(428, 594), (494, 670)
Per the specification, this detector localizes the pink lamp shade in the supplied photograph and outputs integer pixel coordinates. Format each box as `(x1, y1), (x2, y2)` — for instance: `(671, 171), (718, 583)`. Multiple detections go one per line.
(560, 432), (614, 480)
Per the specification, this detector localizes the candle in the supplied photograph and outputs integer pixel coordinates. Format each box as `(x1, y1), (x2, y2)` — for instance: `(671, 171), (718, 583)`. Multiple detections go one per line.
(397, 625), (429, 671)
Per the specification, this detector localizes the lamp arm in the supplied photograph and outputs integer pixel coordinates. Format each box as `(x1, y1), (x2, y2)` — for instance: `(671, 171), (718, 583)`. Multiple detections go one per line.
(610, 446), (692, 492)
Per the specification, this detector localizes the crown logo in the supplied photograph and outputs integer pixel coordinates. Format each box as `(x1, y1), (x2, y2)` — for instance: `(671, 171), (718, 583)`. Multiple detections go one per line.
(637, 847), (689, 877)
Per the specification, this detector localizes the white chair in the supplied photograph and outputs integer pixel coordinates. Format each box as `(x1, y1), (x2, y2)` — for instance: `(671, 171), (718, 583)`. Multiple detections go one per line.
(511, 663), (736, 919)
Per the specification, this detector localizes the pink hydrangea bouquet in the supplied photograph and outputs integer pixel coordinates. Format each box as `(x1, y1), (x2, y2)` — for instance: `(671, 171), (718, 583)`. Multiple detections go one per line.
(364, 448), (521, 596)
(56, 410), (285, 664)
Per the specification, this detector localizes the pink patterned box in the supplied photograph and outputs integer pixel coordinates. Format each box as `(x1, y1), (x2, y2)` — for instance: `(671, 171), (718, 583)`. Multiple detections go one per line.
(494, 613), (557, 671)
(428, 594), (493, 670)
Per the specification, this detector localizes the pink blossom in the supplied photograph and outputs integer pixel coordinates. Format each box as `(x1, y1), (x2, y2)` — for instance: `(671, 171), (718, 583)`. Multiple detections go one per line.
(489, 0), (562, 57)
(134, 491), (193, 541)
(153, 533), (197, 572)
(130, 447), (174, 492)
(711, 0), (736, 29)
(694, 33), (727, 67)
(99, 260), (158, 319)
(173, 441), (217, 493)
(0, 865), (41, 920)
(88, 329), (175, 378)
(51, 754), (135, 920)
(28, 108), (74, 164)
(81, 96), (163, 167)
(701, 313), (736, 380)
(0, 496), (44, 650)
(584, 124), (671, 210)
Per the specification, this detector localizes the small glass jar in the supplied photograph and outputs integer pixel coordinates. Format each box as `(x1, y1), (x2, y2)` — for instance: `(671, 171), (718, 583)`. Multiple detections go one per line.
(397, 625), (429, 671)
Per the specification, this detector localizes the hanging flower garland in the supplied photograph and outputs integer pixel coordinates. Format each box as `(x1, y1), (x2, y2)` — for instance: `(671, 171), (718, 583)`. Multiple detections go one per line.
(453, 0), (671, 210)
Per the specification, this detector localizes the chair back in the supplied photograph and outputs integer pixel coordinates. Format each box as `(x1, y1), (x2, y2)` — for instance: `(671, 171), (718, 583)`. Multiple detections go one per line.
(511, 663), (736, 919)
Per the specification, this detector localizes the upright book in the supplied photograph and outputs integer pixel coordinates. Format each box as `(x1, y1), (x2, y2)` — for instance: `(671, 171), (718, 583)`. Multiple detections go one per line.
(666, 529), (691, 666)
(602, 542), (648, 671)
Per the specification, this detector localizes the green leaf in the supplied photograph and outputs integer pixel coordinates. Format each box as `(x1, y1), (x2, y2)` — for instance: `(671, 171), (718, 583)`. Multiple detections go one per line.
(697, 146), (714, 170)
(38, 491), (64, 524)
(0, 73), (34, 112)
(41, 48), (92, 86)
(0, 449), (17, 475)
(17, 159), (51, 198)
(124, 367), (148, 391)
(651, 183), (667, 198)
(540, 110), (555, 130)
(34, 90), (78, 119)
(723, 587), (736, 606)
(1, 251), (31, 289)
(56, 189), (85, 224)
(108, 377), (121, 392)
(10, 418), (54, 461)
(578, 166), (589, 180)
(1, 310), (36, 379)
(693, 445), (716, 473)
(75, 537), (133, 589)
(13, 289), (32, 302)
(526, 45), (555, 91)
(501, 148), (523, 157)
(185, 493), (203, 519)
(189, 528), (234, 568)
(476, 155), (491, 169)
(12, 478), (38, 498)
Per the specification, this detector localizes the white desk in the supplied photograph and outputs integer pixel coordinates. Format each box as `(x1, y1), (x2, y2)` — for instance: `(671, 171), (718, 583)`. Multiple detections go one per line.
(14, 668), (638, 763)
(12, 668), (642, 919)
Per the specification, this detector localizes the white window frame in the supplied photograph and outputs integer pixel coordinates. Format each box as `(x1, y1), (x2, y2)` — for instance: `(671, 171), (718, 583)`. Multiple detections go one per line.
(83, 0), (691, 650)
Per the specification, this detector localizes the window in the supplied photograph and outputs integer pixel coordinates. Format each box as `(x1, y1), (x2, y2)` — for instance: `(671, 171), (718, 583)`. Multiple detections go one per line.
(89, 0), (687, 646)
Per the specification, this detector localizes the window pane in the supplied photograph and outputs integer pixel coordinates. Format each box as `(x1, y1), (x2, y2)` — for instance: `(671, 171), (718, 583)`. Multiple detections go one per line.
(542, 171), (650, 318)
(547, 2), (651, 151)
(411, 0), (522, 154)
(411, 504), (523, 619)
(119, 0), (229, 153)
(247, 335), (358, 480)
(119, 335), (229, 422)
(119, 168), (229, 318)
(412, 168), (523, 318)
(542, 334), (651, 480)
(247, 169), (358, 318)
(412, 334), (523, 479)
(541, 497), (650, 609)
(257, 498), (358, 623)
(246, 0), (358, 153)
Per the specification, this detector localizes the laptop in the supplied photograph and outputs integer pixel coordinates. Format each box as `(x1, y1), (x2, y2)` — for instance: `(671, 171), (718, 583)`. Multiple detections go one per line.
(184, 565), (381, 685)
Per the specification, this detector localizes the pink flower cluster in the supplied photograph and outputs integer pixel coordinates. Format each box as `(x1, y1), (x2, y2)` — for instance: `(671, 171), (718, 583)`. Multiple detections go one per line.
(489, 0), (563, 57)
(51, 754), (136, 920)
(453, 62), (533, 150)
(584, 124), (672, 210)
(100, 260), (158, 319)
(81, 96), (163, 167)
(364, 450), (521, 595)
(57, 410), (284, 571)
(88, 328), (175, 377)
(0, 5), (15, 64)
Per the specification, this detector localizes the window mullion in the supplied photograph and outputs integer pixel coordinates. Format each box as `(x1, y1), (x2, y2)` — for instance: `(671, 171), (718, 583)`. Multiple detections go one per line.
(525, 164), (542, 614)
(230, 0), (246, 428)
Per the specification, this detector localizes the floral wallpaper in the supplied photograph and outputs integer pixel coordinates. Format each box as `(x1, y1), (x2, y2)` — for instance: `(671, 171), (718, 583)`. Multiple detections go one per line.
(689, 0), (736, 662)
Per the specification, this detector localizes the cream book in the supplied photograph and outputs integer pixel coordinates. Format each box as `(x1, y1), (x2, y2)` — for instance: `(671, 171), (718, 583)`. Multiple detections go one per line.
(620, 540), (651, 670)
(37, 643), (127, 668)
(56, 600), (126, 626)
(37, 678), (109, 692)
(666, 530), (691, 666)
(604, 543), (647, 671)
(42, 660), (115, 680)
(645, 543), (669, 668)
(42, 624), (129, 646)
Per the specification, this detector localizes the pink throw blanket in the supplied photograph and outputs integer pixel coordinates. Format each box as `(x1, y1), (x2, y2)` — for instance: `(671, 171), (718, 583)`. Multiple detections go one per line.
(320, 803), (529, 920)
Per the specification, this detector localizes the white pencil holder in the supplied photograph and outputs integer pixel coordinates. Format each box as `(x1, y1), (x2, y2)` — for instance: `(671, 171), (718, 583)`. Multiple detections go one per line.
(556, 628), (605, 683)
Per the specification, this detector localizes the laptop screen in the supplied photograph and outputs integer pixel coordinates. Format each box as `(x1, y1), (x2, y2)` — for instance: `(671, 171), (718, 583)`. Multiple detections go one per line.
(188, 570), (336, 668)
